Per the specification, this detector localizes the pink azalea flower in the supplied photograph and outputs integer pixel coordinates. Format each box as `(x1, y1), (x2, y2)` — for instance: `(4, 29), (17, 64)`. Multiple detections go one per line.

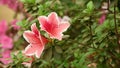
(98, 13), (106, 24)
(0, 35), (13, 49)
(11, 20), (20, 30)
(0, 0), (9, 5)
(0, 0), (23, 11)
(0, 50), (12, 64)
(8, 0), (18, 11)
(0, 20), (7, 36)
(23, 23), (48, 58)
(38, 12), (70, 40)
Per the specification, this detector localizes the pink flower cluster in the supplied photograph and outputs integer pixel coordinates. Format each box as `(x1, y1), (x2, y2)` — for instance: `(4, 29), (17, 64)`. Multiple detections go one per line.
(98, 2), (108, 24)
(0, 20), (13, 64)
(98, 13), (106, 24)
(0, 50), (12, 64)
(0, 20), (19, 64)
(0, 0), (23, 11)
(23, 12), (70, 58)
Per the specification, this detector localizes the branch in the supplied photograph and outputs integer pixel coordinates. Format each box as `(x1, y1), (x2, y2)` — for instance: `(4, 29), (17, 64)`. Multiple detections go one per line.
(114, 2), (120, 52)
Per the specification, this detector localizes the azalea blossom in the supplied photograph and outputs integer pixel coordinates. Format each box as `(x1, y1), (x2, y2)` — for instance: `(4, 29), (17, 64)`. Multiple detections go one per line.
(98, 2), (108, 24)
(38, 12), (70, 40)
(1, 35), (13, 49)
(0, 0), (16, 9)
(98, 13), (106, 24)
(0, 0), (23, 11)
(0, 50), (12, 64)
(23, 23), (48, 58)
(0, 20), (13, 49)
(0, 20), (13, 65)
(0, 20), (7, 36)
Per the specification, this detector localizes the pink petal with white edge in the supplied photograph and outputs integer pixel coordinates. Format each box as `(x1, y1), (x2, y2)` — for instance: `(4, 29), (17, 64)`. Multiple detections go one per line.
(35, 44), (44, 58)
(24, 44), (44, 58)
(46, 28), (63, 40)
(31, 23), (39, 36)
(39, 33), (48, 46)
(49, 22), (70, 40)
(24, 44), (36, 56)
(49, 32), (63, 40)
(48, 12), (59, 25)
(23, 31), (40, 44)
(38, 16), (49, 31)
(59, 22), (70, 32)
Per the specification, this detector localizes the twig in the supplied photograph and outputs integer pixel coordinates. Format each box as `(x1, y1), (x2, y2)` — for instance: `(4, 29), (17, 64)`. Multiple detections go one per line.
(107, 0), (110, 11)
(107, 0), (113, 13)
(114, 2), (120, 52)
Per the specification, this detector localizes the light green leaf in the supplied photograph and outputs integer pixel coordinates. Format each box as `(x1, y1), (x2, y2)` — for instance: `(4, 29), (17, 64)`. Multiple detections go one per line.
(87, 1), (94, 12)
(55, 46), (63, 53)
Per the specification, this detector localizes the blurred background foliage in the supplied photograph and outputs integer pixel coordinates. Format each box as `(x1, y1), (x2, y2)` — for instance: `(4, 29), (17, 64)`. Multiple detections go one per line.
(4, 0), (120, 68)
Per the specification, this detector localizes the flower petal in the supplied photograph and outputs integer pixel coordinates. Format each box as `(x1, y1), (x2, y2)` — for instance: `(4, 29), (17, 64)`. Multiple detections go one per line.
(23, 31), (40, 44)
(24, 44), (36, 56)
(59, 22), (70, 32)
(99, 13), (106, 24)
(35, 44), (44, 58)
(24, 44), (44, 58)
(11, 20), (20, 30)
(49, 32), (63, 40)
(0, 50), (12, 64)
(0, 20), (7, 35)
(38, 16), (50, 31)
(31, 23), (39, 36)
(48, 12), (59, 25)
(2, 50), (11, 58)
(1, 35), (13, 49)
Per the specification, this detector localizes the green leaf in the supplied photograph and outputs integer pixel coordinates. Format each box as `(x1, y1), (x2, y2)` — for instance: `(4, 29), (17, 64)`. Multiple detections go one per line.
(11, 53), (16, 59)
(43, 47), (52, 61)
(23, 58), (31, 62)
(99, 42), (107, 49)
(55, 46), (63, 53)
(45, 1), (52, 7)
(103, 20), (109, 28)
(20, 0), (35, 3)
(17, 51), (23, 59)
(16, 21), (23, 27)
(20, 0), (26, 3)
(16, 20), (27, 27)
(84, 1), (94, 14)
(95, 25), (104, 35)
(87, 1), (94, 11)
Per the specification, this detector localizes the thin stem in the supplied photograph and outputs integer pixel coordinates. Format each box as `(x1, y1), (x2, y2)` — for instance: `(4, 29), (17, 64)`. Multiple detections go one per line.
(114, 3), (120, 52)
(107, 0), (113, 13)
(107, 0), (110, 11)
